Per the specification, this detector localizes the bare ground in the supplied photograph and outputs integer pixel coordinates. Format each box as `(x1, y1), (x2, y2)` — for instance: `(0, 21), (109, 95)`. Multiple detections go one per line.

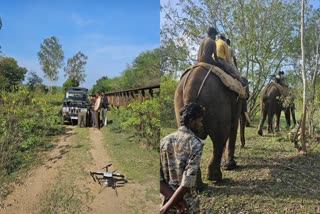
(0, 126), (158, 214)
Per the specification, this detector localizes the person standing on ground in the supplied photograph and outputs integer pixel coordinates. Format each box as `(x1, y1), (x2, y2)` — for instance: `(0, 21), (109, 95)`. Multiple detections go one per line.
(94, 92), (101, 129)
(100, 91), (109, 126)
(160, 103), (205, 214)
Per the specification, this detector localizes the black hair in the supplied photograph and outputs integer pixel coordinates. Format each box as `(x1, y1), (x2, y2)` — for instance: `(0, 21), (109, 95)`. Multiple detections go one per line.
(180, 102), (205, 127)
(207, 27), (218, 36)
(226, 39), (231, 46)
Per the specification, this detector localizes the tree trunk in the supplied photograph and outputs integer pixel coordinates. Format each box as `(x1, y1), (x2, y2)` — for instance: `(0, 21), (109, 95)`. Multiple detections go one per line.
(300, 0), (307, 154)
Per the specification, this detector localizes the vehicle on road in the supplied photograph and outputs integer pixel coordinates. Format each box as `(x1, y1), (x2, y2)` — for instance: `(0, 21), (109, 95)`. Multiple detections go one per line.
(61, 87), (89, 125)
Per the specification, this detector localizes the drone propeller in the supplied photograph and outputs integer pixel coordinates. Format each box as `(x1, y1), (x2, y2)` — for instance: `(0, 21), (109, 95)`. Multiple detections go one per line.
(101, 163), (112, 171)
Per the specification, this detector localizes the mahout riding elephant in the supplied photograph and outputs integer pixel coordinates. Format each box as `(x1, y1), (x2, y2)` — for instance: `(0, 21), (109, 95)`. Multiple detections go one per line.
(174, 64), (247, 183)
(257, 82), (296, 136)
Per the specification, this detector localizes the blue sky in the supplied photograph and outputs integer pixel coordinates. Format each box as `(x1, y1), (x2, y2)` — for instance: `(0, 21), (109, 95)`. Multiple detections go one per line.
(0, 0), (159, 89)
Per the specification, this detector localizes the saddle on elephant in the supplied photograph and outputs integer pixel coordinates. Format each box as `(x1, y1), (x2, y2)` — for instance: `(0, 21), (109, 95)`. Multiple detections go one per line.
(182, 62), (247, 99)
(263, 81), (294, 108)
(265, 81), (289, 96)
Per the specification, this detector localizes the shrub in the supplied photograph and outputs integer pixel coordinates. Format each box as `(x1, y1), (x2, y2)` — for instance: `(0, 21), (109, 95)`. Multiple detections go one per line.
(0, 86), (63, 174)
(110, 98), (160, 149)
(160, 76), (177, 128)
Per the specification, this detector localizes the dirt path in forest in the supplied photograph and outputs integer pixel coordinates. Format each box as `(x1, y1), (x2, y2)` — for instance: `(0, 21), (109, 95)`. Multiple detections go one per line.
(84, 128), (157, 213)
(0, 126), (157, 214)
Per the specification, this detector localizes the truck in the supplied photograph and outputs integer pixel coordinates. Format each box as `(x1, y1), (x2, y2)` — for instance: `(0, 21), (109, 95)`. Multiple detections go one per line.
(61, 87), (89, 126)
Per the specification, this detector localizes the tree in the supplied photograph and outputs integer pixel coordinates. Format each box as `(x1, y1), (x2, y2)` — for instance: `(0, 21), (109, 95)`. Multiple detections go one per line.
(121, 48), (160, 89)
(161, 0), (301, 118)
(90, 48), (160, 94)
(37, 36), (64, 92)
(91, 76), (112, 94)
(0, 57), (27, 91)
(304, 8), (320, 136)
(62, 78), (79, 92)
(27, 71), (44, 91)
(64, 51), (88, 84)
(300, 0), (307, 154)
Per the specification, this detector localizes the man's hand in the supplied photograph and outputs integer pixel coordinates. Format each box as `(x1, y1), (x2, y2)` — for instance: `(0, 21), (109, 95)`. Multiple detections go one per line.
(175, 199), (188, 214)
(160, 199), (187, 214)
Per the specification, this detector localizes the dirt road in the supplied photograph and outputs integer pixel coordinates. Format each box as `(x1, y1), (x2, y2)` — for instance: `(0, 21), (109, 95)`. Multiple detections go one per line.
(0, 126), (158, 214)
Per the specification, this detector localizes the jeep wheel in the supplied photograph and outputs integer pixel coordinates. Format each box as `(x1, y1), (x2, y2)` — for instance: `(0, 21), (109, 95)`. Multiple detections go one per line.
(71, 119), (78, 126)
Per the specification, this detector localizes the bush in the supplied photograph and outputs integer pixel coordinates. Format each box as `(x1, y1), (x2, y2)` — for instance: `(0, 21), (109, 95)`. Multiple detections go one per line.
(110, 98), (160, 149)
(0, 86), (63, 174)
(160, 75), (177, 128)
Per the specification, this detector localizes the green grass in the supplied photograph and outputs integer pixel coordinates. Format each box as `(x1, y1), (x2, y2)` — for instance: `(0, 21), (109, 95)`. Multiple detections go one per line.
(202, 119), (320, 213)
(101, 111), (159, 204)
(162, 114), (320, 213)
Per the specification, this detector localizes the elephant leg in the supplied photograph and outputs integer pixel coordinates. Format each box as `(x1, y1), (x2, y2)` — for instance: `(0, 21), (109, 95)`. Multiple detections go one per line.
(195, 168), (206, 191)
(240, 113), (246, 148)
(284, 108), (291, 128)
(221, 140), (237, 170)
(258, 110), (267, 136)
(275, 112), (281, 132)
(291, 107), (297, 126)
(222, 113), (240, 170)
(206, 132), (228, 182)
(267, 111), (274, 133)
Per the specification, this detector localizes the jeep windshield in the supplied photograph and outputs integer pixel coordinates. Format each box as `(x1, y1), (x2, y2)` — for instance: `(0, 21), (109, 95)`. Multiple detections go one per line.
(64, 91), (87, 101)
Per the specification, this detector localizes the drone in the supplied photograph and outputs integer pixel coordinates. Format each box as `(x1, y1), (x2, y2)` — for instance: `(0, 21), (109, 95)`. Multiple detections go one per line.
(90, 163), (127, 195)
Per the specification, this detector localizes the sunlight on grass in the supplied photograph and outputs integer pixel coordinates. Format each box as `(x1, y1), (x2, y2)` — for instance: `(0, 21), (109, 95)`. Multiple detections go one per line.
(100, 111), (159, 204)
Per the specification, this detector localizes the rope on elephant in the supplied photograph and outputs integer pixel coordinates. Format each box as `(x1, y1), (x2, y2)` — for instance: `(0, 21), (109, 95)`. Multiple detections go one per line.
(182, 62), (247, 98)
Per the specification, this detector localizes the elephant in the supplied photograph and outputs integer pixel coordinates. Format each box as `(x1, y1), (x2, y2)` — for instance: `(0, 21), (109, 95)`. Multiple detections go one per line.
(174, 64), (247, 183)
(238, 77), (251, 148)
(257, 82), (296, 136)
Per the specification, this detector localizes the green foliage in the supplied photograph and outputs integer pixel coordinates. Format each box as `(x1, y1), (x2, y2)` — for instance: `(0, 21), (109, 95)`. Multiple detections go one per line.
(0, 57), (27, 91)
(91, 48), (160, 93)
(160, 37), (192, 75)
(0, 86), (63, 175)
(37, 36), (64, 91)
(111, 98), (160, 149)
(27, 71), (44, 91)
(160, 75), (177, 128)
(161, 0), (316, 119)
(91, 76), (114, 94)
(121, 48), (160, 89)
(64, 51), (88, 84)
(62, 78), (79, 92)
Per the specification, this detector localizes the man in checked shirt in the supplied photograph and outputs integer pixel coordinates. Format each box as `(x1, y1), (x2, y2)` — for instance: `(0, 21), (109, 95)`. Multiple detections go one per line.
(160, 103), (205, 214)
